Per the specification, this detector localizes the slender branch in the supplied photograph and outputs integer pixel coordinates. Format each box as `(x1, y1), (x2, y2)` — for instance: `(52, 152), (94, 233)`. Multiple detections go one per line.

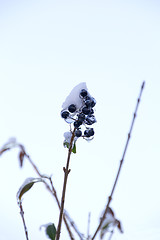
(87, 212), (91, 240)
(92, 81), (145, 240)
(18, 201), (29, 240)
(56, 128), (76, 240)
(64, 210), (84, 240)
(108, 230), (114, 240)
(49, 177), (75, 240)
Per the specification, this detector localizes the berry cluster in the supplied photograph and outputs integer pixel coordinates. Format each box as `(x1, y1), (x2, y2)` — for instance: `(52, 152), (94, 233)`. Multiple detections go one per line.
(61, 88), (96, 139)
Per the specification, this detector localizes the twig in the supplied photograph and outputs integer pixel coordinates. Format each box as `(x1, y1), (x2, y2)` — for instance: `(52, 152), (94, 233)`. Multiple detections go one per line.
(56, 128), (76, 240)
(87, 212), (91, 240)
(64, 210), (84, 240)
(49, 177), (75, 240)
(18, 201), (29, 240)
(108, 230), (114, 240)
(92, 81), (145, 240)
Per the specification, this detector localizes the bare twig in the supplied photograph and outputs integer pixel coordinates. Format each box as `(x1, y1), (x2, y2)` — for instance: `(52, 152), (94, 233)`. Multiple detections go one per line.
(64, 210), (84, 240)
(18, 201), (29, 240)
(108, 230), (114, 240)
(87, 212), (91, 240)
(92, 81), (145, 240)
(56, 128), (76, 240)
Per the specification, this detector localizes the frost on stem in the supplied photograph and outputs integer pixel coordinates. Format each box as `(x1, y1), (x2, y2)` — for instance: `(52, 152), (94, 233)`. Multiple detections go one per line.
(61, 82), (97, 150)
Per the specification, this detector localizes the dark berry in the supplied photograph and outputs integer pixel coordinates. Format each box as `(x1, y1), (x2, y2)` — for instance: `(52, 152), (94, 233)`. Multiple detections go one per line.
(75, 129), (82, 137)
(68, 104), (76, 113)
(78, 113), (85, 122)
(80, 89), (88, 98)
(85, 115), (96, 125)
(91, 98), (96, 107)
(90, 108), (94, 114)
(84, 130), (90, 137)
(74, 120), (83, 128)
(61, 111), (69, 119)
(85, 99), (92, 108)
(82, 107), (90, 115)
(84, 128), (94, 137)
(88, 128), (94, 136)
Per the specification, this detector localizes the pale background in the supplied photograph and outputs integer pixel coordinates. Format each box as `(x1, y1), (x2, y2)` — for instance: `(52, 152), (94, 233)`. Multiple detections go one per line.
(0, 0), (160, 240)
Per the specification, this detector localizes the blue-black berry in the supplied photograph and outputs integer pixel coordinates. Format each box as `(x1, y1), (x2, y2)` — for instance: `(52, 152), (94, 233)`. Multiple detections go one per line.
(85, 115), (96, 125)
(61, 111), (69, 119)
(84, 128), (94, 137)
(75, 129), (82, 137)
(82, 107), (90, 115)
(80, 89), (88, 98)
(78, 113), (85, 122)
(91, 98), (96, 107)
(68, 104), (76, 113)
(74, 120), (83, 128)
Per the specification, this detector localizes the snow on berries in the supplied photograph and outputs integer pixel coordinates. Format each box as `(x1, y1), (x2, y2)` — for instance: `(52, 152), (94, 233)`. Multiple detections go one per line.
(61, 82), (97, 145)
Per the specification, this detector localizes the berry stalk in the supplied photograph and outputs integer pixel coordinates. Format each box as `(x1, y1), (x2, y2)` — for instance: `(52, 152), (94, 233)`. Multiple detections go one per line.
(56, 128), (76, 240)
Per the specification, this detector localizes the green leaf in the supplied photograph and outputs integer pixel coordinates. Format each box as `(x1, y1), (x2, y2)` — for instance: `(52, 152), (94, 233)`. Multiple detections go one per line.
(63, 141), (76, 153)
(45, 223), (56, 240)
(17, 178), (44, 201)
(72, 142), (76, 153)
(63, 142), (69, 149)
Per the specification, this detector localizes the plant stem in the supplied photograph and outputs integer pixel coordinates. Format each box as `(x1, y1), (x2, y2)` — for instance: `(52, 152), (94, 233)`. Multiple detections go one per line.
(56, 128), (76, 240)
(91, 81), (145, 240)
(18, 201), (29, 240)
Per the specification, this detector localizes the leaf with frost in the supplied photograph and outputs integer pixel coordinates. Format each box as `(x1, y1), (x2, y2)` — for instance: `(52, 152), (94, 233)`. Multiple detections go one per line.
(100, 207), (123, 239)
(0, 138), (17, 155)
(46, 223), (56, 240)
(40, 223), (56, 240)
(62, 82), (88, 110)
(63, 132), (77, 153)
(17, 177), (44, 201)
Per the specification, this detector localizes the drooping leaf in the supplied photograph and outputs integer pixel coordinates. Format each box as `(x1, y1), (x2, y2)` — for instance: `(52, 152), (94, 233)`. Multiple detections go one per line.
(45, 223), (56, 240)
(17, 177), (44, 201)
(116, 220), (123, 233)
(72, 142), (76, 153)
(0, 147), (10, 155)
(19, 150), (25, 167)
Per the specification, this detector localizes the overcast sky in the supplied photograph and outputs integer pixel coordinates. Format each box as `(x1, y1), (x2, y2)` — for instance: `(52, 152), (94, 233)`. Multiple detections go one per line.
(0, 1), (160, 240)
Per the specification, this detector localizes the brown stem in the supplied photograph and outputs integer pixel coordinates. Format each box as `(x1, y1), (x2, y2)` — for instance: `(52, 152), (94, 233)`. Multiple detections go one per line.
(19, 201), (29, 240)
(92, 81), (145, 240)
(56, 128), (76, 240)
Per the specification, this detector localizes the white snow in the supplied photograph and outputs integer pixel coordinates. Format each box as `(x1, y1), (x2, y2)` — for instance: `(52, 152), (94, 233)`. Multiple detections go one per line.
(62, 82), (88, 110)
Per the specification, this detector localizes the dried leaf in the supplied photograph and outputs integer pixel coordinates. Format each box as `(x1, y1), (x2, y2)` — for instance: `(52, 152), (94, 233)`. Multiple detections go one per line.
(19, 151), (25, 167)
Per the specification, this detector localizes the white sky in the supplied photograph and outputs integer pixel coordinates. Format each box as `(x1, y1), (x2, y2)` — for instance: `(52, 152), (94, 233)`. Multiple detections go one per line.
(0, 0), (160, 239)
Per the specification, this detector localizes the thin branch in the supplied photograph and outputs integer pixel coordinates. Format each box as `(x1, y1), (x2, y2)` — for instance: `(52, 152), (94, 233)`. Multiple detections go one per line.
(87, 212), (91, 240)
(92, 81), (145, 240)
(64, 210), (84, 240)
(108, 230), (114, 240)
(49, 177), (75, 240)
(56, 128), (76, 240)
(18, 201), (29, 240)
